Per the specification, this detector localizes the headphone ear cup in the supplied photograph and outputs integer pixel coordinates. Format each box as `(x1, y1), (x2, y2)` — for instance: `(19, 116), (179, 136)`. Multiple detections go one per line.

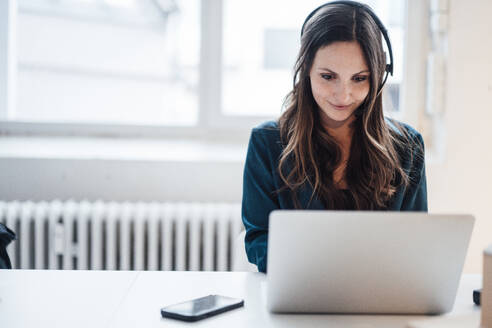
(381, 50), (392, 75)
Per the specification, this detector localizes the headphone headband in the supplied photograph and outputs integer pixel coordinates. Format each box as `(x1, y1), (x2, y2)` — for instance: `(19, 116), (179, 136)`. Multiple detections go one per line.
(300, 0), (393, 87)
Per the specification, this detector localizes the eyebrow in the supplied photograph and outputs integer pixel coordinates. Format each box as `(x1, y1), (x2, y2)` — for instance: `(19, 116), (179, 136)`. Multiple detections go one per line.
(318, 68), (370, 75)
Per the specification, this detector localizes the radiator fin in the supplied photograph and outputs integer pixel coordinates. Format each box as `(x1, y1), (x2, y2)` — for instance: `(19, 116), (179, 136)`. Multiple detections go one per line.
(0, 201), (242, 272)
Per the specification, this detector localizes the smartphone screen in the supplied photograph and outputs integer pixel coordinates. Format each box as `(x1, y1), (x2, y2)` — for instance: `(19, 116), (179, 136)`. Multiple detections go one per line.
(160, 295), (244, 322)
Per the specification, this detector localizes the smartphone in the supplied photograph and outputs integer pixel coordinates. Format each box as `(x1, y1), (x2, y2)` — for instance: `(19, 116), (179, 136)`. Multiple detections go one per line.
(160, 295), (244, 322)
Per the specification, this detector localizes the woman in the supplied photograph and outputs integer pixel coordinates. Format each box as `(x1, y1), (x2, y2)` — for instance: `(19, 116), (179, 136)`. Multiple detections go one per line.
(242, 1), (427, 273)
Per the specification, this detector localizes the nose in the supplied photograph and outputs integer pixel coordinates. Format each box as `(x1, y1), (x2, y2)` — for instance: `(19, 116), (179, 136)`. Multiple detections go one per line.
(333, 80), (352, 105)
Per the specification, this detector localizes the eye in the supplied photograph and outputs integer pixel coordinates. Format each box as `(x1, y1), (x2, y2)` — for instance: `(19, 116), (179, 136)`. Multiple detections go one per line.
(353, 75), (368, 82)
(320, 74), (334, 80)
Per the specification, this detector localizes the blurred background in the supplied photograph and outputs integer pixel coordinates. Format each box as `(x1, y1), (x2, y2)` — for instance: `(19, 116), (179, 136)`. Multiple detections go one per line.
(0, 0), (490, 273)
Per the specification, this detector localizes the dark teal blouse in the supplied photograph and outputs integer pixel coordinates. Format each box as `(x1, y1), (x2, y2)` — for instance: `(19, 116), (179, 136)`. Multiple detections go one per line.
(241, 120), (428, 273)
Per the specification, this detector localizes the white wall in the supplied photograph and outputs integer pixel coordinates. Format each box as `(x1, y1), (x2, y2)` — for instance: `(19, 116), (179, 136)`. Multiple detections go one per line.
(0, 158), (244, 202)
(426, 0), (492, 273)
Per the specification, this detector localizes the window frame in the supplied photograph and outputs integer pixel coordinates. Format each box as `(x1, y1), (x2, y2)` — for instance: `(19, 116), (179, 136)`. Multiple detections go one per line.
(0, 0), (427, 139)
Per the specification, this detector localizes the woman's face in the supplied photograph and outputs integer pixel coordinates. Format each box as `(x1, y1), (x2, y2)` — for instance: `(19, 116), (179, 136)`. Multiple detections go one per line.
(309, 41), (370, 128)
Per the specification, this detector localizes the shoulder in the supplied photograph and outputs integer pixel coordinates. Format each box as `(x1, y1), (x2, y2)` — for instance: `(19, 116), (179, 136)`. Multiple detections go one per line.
(247, 120), (283, 159)
(252, 120), (280, 134)
(385, 117), (423, 142)
(250, 120), (281, 144)
(385, 117), (425, 157)
(385, 118), (425, 170)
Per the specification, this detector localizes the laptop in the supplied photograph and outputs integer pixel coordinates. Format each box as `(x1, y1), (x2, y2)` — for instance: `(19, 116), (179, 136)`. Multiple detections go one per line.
(266, 210), (474, 314)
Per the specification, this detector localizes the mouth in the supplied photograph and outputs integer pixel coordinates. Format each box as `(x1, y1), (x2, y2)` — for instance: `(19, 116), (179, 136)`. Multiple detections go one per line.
(329, 102), (352, 111)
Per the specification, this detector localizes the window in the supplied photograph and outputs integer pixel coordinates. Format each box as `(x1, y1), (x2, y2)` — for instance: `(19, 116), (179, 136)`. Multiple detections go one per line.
(9, 0), (199, 127)
(0, 0), (414, 137)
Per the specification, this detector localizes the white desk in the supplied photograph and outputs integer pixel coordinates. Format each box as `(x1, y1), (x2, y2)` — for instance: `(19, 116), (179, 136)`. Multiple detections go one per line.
(0, 270), (482, 328)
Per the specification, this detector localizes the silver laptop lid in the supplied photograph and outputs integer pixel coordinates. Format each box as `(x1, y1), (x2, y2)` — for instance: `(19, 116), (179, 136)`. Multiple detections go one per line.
(266, 211), (474, 314)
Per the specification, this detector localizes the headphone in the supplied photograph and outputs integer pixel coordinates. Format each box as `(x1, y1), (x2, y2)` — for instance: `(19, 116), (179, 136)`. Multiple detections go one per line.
(300, 0), (393, 92)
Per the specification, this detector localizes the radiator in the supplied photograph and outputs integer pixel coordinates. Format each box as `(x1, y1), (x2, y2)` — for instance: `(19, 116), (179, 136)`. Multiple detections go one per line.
(0, 200), (243, 271)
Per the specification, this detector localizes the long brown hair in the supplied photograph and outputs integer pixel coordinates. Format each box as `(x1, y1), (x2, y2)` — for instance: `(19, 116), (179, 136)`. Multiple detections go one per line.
(278, 2), (415, 209)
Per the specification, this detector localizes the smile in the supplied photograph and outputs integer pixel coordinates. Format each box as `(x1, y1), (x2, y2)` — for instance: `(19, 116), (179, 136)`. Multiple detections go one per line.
(329, 102), (352, 111)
